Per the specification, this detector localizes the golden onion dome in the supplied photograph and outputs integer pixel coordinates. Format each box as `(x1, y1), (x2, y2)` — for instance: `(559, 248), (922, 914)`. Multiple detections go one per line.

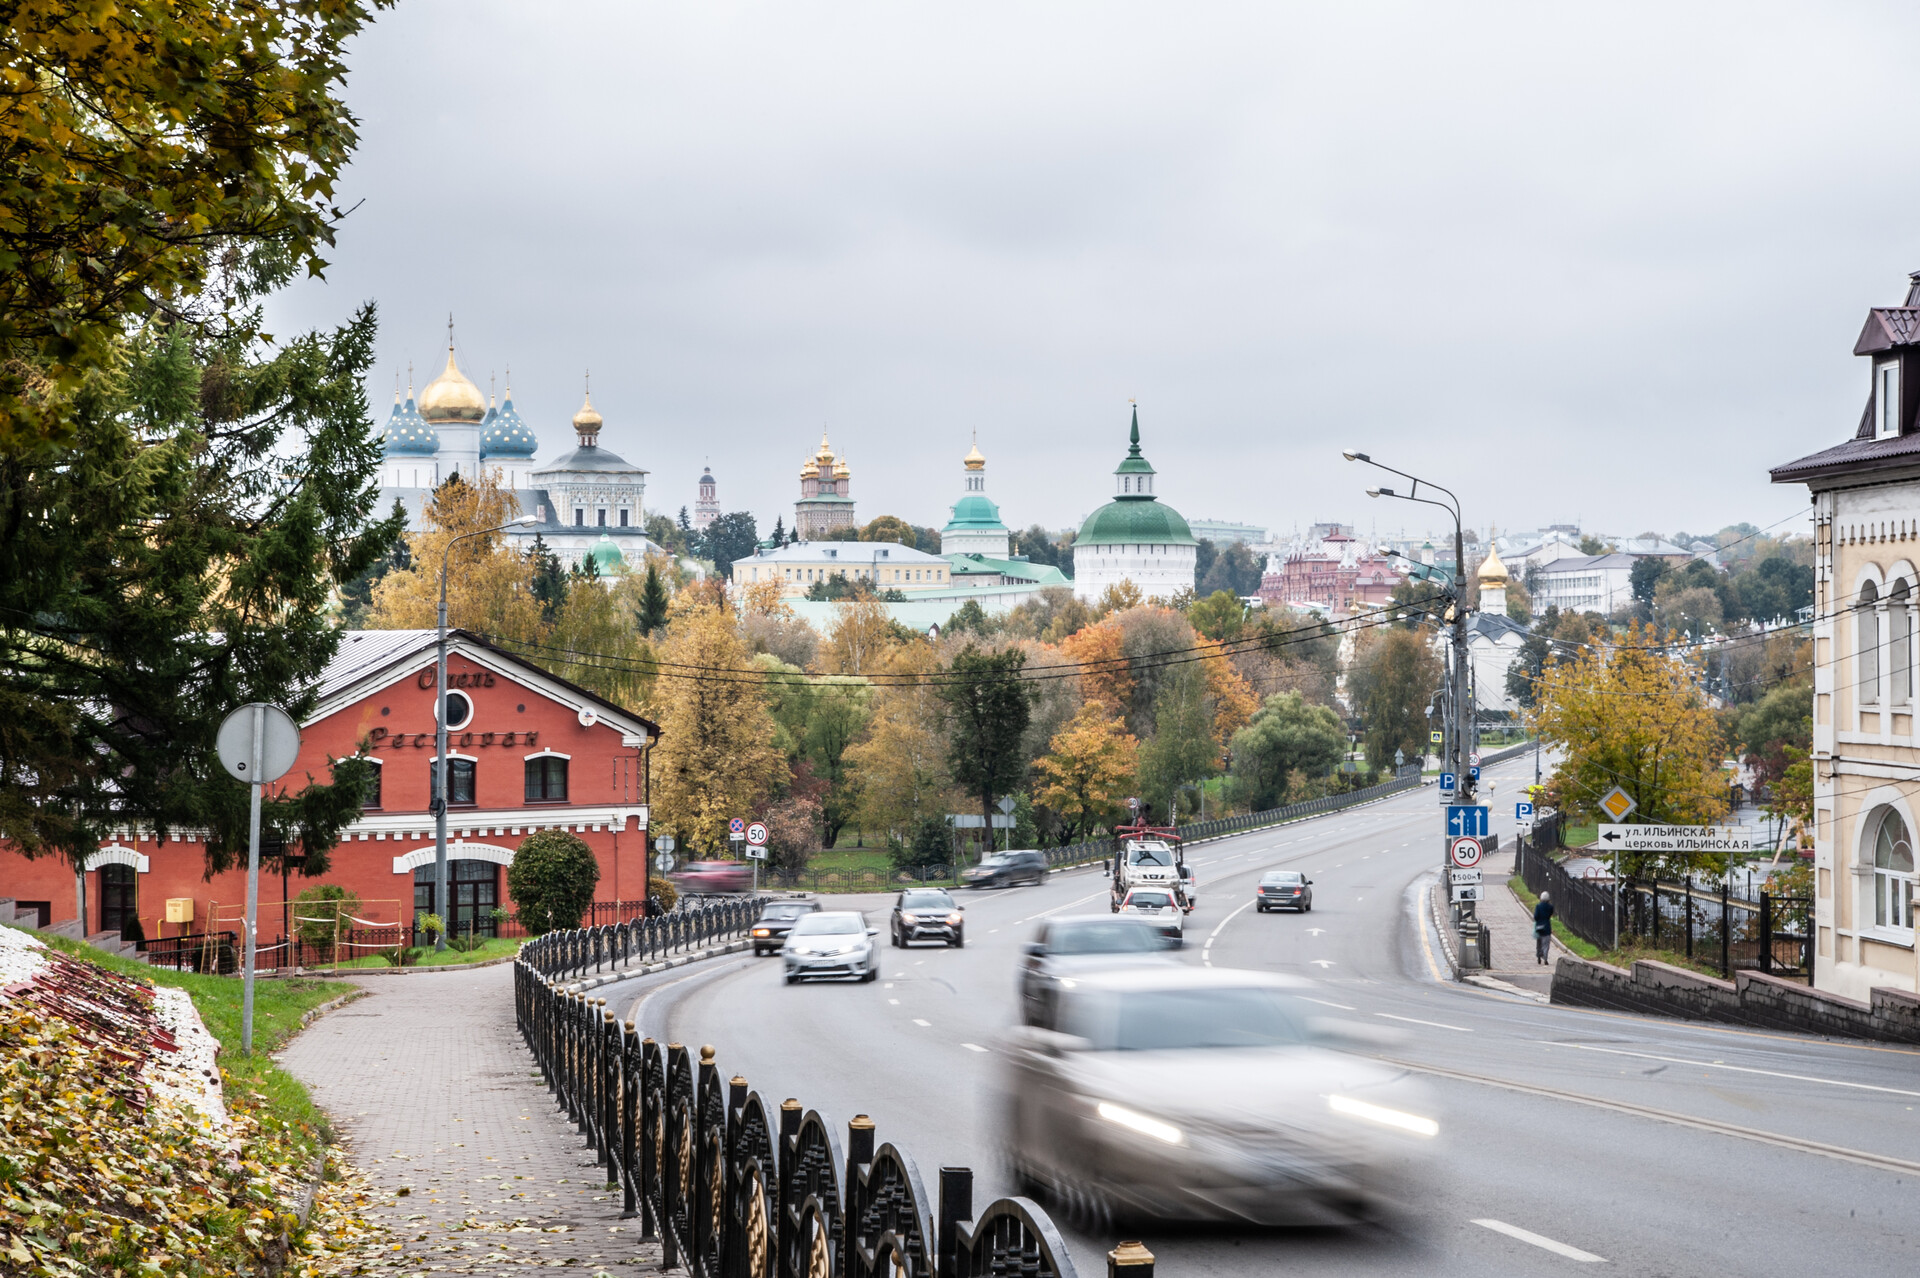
(572, 391), (603, 433)
(963, 440), (985, 471)
(800, 457), (820, 479)
(1477, 547), (1510, 583)
(418, 346), (486, 423)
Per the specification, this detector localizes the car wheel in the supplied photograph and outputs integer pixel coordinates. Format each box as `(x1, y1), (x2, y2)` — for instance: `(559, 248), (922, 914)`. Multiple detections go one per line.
(890, 926), (901, 948)
(784, 972), (799, 985)
(1256, 903), (1266, 913)
(951, 932), (965, 948)
(862, 962), (878, 983)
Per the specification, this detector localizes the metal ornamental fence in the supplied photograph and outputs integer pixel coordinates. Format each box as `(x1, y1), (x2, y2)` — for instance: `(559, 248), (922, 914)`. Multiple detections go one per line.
(520, 898), (767, 982)
(514, 937), (1097, 1278)
(1157, 773), (1425, 846)
(1514, 824), (1616, 951)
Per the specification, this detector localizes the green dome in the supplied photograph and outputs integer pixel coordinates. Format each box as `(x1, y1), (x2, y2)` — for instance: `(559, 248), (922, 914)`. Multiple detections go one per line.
(943, 493), (1006, 531)
(588, 534), (625, 574)
(1076, 499), (1197, 547)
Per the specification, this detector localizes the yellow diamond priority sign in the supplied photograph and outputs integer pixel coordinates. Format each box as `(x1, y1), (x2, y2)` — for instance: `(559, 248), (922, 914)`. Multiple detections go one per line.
(1597, 786), (1637, 823)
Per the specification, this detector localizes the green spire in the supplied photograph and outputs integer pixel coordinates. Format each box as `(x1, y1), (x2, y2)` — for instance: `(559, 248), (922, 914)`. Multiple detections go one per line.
(1128, 403), (1141, 456)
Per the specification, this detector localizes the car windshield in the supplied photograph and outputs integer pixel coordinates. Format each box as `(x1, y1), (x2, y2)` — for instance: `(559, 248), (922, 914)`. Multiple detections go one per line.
(1126, 844), (1174, 867)
(1062, 987), (1307, 1050)
(977, 855), (1008, 867)
(792, 915), (862, 935)
(1264, 872), (1303, 885)
(1044, 920), (1166, 955)
(1125, 892), (1173, 910)
(903, 891), (954, 910)
(760, 905), (808, 920)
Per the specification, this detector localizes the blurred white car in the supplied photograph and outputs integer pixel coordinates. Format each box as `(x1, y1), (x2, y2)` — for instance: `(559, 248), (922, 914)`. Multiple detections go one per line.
(782, 911), (880, 984)
(1116, 886), (1184, 947)
(999, 966), (1438, 1226)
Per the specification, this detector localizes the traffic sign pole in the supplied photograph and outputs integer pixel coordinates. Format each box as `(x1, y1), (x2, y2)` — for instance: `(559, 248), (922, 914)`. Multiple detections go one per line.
(242, 707), (263, 1054)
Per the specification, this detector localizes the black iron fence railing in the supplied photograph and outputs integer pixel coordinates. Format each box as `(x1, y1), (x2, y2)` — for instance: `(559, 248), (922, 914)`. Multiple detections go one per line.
(1165, 773), (1423, 844)
(142, 930), (239, 975)
(1515, 825), (1614, 951)
(520, 898), (767, 982)
(513, 940), (1090, 1278)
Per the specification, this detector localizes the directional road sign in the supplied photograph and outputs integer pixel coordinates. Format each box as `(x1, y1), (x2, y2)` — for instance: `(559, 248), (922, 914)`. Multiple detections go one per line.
(1448, 836), (1485, 869)
(729, 817), (746, 835)
(1515, 801), (1534, 820)
(746, 821), (769, 848)
(1597, 786), (1637, 823)
(1446, 805), (1490, 838)
(1597, 824), (1756, 854)
(1438, 772), (1457, 793)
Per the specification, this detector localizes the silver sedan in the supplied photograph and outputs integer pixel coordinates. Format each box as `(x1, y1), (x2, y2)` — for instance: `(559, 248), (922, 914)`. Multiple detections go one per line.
(781, 911), (881, 984)
(998, 966), (1438, 1225)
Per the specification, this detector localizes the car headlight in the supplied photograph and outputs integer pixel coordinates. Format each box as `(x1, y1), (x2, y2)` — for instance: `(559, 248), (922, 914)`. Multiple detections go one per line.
(945, 913), (962, 925)
(1328, 1094), (1439, 1137)
(1095, 1101), (1184, 1146)
(753, 928), (771, 936)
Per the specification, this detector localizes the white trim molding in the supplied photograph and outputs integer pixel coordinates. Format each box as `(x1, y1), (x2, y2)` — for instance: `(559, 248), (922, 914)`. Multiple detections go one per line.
(348, 804), (648, 838)
(90, 844), (151, 873)
(523, 749), (572, 761)
(391, 841), (519, 874)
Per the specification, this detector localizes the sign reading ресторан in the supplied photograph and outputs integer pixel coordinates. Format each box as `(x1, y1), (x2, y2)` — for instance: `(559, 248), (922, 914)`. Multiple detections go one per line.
(1597, 824), (1756, 853)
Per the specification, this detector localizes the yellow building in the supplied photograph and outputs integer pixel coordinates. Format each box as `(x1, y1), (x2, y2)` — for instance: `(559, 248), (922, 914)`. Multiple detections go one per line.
(731, 541), (951, 598)
(1773, 269), (1920, 999)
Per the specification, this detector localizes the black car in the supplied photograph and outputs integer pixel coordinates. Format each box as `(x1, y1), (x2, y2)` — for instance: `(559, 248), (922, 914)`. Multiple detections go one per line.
(1255, 870), (1312, 913)
(891, 888), (964, 947)
(962, 849), (1050, 889)
(750, 899), (822, 955)
(1017, 914), (1177, 1027)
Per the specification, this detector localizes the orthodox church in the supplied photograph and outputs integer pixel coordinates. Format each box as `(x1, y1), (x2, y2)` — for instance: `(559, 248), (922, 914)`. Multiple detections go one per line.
(1072, 407), (1198, 602)
(939, 439), (1068, 590)
(378, 340), (655, 574)
(794, 434), (856, 538)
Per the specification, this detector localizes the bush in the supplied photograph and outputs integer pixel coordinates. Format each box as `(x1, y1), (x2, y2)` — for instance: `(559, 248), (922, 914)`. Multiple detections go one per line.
(646, 871), (680, 914)
(508, 830), (602, 934)
(889, 816), (953, 871)
(293, 883), (361, 959)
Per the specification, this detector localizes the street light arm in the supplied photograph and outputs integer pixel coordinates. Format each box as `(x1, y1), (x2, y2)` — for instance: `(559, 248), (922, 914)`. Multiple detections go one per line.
(1347, 454), (1461, 520)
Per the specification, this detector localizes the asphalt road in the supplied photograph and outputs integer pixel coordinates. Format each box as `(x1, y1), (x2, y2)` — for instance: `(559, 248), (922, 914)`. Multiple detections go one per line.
(596, 757), (1920, 1276)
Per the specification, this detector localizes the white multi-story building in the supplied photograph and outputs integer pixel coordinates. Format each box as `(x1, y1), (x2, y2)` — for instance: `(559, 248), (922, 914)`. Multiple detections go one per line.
(1772, 269), (1920, 1000)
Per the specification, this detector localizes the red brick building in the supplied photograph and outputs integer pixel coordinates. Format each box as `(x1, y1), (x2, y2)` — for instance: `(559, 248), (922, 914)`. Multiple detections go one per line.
(0, 630), (658, 944)
(1260, 534), (1405, 614)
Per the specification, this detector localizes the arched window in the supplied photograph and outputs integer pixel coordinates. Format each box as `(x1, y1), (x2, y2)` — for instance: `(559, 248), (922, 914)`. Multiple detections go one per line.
(1872, 808), (1914, 930)
(1894, 579), (1913, 705)
(1859, 580), (1880, 704)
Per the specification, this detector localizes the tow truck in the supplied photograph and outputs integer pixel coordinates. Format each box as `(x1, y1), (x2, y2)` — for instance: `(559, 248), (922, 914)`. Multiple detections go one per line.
(1107, 823), (1196, 913)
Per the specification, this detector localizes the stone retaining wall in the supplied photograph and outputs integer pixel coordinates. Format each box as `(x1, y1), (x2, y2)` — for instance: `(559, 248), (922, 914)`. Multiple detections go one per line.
(1551, 956), (1920, 1044)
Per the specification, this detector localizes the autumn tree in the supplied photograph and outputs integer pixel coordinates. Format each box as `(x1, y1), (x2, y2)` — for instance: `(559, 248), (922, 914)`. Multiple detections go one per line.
(1227, 693), (1346, 811)
(1060, 621), (1131, 715)
(823, 597), (903, 676)
(762, 792), (824, 884)
(938, 645), (1035, 836)
(847, 643), (952, 837)
(0, 0), (383, 450)
(1348, 627), (1442, 773)
(649, 604), (784, 853)
(1096, 579), (1145, 616)
(760, 660), (872, 849)
(1137, 665), (1218, 820)
(368, 472), (545, 645)
(1188, 590), (1247, 641)
(1033, 705), (1139, 842)
(1532, 620), (1730, 873)
(860, 515), (917, 546)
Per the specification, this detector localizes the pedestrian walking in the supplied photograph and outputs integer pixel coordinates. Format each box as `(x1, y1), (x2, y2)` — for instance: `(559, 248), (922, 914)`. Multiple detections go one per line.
(1534, 891), (1556, 964)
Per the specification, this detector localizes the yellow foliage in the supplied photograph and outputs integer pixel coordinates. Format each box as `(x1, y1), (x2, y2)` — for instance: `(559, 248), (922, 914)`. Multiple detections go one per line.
(846, 643), (953, 835)
(1200, 640), (1258, 748)
(1095, 579), (1145, 616)
(1032, 704), (1139, 842)
(367, 474), (545, 646)
(1059, 622), (1131, 716)
(821, 596), (901, 675)
(648, 605), (784, 854)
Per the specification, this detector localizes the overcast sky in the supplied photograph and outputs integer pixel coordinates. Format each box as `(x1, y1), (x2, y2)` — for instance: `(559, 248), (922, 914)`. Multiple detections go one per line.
(266, 1), (1920, 547)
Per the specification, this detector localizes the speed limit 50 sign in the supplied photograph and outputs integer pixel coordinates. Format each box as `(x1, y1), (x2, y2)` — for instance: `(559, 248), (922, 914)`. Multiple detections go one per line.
(1448, 836), (1484, 870)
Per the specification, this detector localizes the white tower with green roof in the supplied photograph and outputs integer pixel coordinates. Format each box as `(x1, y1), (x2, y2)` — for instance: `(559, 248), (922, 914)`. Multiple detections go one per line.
(1071, 406), (1198, 602)
(940, 438), (1011, 557)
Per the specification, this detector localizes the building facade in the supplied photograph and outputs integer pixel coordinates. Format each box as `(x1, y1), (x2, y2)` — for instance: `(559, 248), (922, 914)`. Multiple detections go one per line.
(1772, 270), (1920, 999)
(1259, 532), (1404, 614)
(1072, 408), (1198, 602)
(0, 630), (660, 943)
(1466, 549), (1529, 715)
(940, 441), (1011, 558)
(731, 541), (952, 597)
(694, 466), (720, 531)
(377, 342), (655, 573)
(795, 435), (856, 538)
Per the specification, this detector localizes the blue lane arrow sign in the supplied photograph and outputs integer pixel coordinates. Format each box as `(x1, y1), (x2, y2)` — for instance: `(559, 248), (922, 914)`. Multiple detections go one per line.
(1447, 805), (1490, 838)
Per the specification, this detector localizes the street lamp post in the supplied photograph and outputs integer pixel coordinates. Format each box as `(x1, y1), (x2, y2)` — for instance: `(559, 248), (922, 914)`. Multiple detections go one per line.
(1341, 451), (1473, 866)
(434, 515), (538, 951)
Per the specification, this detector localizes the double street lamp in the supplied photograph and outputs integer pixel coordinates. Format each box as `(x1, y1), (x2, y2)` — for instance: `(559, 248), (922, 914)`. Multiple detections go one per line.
(432, 514), (538, 951)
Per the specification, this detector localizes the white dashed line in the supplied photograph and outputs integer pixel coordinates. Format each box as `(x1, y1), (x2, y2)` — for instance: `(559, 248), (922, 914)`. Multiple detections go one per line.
(1301, 996), (1357, 1010)
(913, 1019), (931, 1027)
(1473, 1219), (1605, 1263)
(962, 1043), (988, 1053)
(1200, 899), (1256, 967)
(888, 998), (899, 1005)
(1539, 1042), (1920, 1098)
(1378, 1013), (1472, 1032)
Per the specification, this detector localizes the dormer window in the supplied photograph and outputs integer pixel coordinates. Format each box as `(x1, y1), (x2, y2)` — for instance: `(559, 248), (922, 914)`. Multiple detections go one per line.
(1879, 361), (1902, 439)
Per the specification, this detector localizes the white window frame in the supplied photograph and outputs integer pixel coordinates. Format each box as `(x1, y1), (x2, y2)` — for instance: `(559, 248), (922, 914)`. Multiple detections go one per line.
(1879, 361), (1903, 439)
(1868, 805), (1915, 937)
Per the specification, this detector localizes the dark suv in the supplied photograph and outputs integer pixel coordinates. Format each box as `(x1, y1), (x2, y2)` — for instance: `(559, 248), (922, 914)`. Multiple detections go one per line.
(962, 849), (1049, 889)
(891, 888), (964, 947)
(750, 899), (822, 955)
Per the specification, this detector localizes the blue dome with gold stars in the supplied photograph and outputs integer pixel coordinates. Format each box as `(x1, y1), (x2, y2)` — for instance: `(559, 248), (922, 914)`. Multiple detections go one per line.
(480, 387), (537, 459)
(382, 387), (437, 456)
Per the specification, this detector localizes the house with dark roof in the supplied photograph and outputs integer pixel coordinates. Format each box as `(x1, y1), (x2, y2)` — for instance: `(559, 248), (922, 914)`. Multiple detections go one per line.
(1770, 269), (1920, 1000)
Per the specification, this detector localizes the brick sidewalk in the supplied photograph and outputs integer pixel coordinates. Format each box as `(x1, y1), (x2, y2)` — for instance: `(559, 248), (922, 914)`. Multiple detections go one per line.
(1475, 848), (1577, 993)
(280, 963), (663, 1274)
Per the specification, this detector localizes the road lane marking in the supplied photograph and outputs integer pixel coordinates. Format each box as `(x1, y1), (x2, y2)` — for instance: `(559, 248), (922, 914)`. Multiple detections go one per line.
(1473, 1219), (1605, 1263)
(1309, 959), (1336, 968)
(1301, 997), (1357, 1011)
(913, 1019), (931, 1027)
(962, 1043), (988, 1053)
(883, 983), (893, 989)
(1538, 1042), (1920, 1098)
(1200, 899), (1256, 968)
(1377, 1013), (1470, 1031)
(888, 999), (899, 1005)
(1385, 1057), (1920, 1176)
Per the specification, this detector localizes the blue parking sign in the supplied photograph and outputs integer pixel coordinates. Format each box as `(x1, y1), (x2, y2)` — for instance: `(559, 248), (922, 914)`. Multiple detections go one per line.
(1447, 805), (1490, 838)
(1438, 772), (1456, 792)
(1516, 801), (1534, 819)
(1469, 766), (1481, 781)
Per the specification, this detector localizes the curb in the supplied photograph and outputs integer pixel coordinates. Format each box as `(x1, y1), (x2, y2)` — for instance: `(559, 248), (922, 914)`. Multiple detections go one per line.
(298, 987), (369, 1029)
(1426, 872), (1463, 981)
(1464, 974), (1550, 1003)
(1502, 878), (1581, 962)
(563, 939), (753, 993)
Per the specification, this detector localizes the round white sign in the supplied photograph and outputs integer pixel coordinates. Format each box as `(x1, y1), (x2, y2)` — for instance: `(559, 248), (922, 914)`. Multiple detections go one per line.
(1448, 836), (1484, 869)
(216, 703), (301, 784)
(746, 821), (769, 847)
